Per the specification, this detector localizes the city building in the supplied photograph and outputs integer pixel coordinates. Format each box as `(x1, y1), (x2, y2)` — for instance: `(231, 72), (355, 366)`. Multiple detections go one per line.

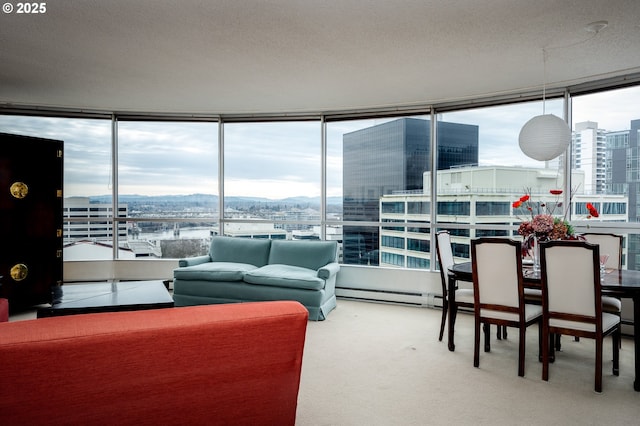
(343, 118), (479, 265)
(379, 166), (628, 269)
(63, 197), (128, 244)
(573, 121), (607, 194)
(568, 118), (640, 270)
(608, 119), (640, 269)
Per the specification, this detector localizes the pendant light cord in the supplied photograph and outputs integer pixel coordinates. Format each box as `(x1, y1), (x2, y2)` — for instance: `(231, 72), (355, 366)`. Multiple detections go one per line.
(542, 48), (547, 114)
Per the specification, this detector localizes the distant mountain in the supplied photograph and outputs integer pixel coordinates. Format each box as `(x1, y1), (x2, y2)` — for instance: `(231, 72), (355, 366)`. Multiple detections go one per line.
(87, 194), (342, 205)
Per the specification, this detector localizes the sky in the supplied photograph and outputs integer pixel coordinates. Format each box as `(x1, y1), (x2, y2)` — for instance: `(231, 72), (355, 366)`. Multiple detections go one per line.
(0, 86), (638, 199)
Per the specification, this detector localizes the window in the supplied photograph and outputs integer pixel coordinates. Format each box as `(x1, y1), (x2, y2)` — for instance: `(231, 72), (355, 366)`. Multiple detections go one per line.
(407, 238), (430, 253)
(2, 82), (640, 280)
(407, 256), (429, 269)
(572, 85), (640, 269)
(0, 115), (113, 260)
(223, 121), (322, 241)
(476, 201), (510, 216)
(381, 236), (404, 249)
(408, 201), (430, 214)
(117, 121), (218, 258)
(382, 202), (404, 214)
(381, 252), (404, 267)
(438, 202), (470, 216)
(327, 116), (429, 266)
(436, 100), (562, 259)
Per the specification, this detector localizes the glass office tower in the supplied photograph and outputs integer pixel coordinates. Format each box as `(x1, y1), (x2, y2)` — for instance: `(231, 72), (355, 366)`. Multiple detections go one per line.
(608, 119), (640, 269)
(342, 117), (478, 265)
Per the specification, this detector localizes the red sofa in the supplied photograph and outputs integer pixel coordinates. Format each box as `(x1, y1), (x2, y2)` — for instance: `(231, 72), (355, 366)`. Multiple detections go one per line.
(0, 301), (308, 425)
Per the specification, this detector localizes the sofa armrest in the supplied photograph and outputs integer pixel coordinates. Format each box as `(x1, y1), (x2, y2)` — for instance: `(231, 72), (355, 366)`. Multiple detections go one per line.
(317, 262), (340, 279)
(178, 255), (212, 267)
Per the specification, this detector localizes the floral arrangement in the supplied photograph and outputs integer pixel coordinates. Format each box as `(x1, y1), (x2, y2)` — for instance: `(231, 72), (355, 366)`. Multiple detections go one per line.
(513, 188), (599, 253)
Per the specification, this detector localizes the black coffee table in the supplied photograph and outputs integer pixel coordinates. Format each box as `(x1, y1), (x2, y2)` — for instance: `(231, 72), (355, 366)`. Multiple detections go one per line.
(37, 280), (174, 318)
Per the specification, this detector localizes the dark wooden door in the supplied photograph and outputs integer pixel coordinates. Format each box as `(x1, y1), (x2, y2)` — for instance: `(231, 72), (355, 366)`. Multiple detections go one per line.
(0, 133), (63, 310)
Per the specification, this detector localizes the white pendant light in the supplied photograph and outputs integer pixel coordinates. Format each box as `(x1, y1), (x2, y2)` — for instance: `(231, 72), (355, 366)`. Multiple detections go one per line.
(519, 113), (571, 161)
(519, 47), (571, 161)
(518, 20), (607, 162)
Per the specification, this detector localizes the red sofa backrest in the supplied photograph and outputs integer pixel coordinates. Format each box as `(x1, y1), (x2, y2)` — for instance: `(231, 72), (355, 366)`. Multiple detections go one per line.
(0, 301), (308, 425)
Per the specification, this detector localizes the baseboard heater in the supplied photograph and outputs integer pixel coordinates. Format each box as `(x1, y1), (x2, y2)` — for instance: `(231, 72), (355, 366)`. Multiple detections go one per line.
(336, 287), (444, 308)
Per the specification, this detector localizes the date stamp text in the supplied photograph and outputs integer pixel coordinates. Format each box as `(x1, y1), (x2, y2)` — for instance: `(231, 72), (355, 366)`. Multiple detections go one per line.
(3, 2), (47, 14)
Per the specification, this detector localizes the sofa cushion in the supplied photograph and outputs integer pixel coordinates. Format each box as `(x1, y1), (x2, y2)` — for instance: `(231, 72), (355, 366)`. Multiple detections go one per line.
(209, 236), (271, 267)
(244, 264), (326, 290)
(173, 262), (257, 282)
(268, 240), (337, 270)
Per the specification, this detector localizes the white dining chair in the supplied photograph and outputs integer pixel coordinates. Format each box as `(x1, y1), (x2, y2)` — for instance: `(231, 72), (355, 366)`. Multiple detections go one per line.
(581, 233), (623, 345)
(540, 240), (620, 393)
(471, 237), (542, 377)
(582, 233), (623, 311)
(435, 231), (474, 341)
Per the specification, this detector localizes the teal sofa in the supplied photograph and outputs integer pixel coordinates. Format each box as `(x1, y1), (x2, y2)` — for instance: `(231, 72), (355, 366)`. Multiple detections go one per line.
(173, 236), (340, 320)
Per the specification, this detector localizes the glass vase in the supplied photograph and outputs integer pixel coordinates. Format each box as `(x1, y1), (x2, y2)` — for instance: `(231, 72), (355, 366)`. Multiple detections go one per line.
(532, 236), (540, 273)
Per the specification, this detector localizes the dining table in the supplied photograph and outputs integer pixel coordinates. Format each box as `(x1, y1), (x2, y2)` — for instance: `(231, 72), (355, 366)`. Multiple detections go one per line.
(447, 261), (640, 391)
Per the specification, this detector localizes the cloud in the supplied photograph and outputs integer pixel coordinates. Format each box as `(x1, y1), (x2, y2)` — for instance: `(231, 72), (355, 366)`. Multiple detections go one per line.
(1, 85), (638, 198)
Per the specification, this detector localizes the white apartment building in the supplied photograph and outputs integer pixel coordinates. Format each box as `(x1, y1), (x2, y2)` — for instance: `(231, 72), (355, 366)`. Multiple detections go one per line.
(63, 197), (128, 244)
(379, 166), (628, 269)
(573, 121), (607, 194)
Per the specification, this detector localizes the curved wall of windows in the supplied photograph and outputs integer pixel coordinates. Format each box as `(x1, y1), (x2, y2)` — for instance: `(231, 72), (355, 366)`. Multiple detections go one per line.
(2, 82), (640, 304)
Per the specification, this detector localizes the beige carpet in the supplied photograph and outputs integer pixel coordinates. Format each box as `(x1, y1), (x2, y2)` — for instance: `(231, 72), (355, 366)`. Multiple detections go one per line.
(296, 300), (638, 426)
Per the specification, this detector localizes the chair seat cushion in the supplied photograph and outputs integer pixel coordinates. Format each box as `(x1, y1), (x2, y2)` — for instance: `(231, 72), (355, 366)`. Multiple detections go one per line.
(455, 288), (474, 305)
(481, 304), (542, 322)
(524, 288), (542, 300)
(602, 296), (622, 313)
(550, 311), (620, 333)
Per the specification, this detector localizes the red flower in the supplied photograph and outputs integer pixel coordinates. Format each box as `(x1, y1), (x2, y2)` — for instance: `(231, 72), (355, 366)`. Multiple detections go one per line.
(550, 189), (563, 195)
(513, 200), (522, 208)
(519, 195), (530, 202)
(586, 203), (599, 218)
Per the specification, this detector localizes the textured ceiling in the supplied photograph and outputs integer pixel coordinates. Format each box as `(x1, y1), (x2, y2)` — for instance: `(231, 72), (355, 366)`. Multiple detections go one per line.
(1, 0), (639, 115)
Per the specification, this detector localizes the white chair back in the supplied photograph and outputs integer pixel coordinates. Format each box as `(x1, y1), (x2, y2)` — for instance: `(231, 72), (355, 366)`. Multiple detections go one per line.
(541, 241), (600, 332)
(582, 233), (622, 269)
(436, 231), (454, 287)
(471, 238), (522, 319)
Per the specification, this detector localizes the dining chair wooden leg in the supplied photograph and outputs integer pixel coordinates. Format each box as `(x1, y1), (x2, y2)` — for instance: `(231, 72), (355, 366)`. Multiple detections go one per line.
(448, 303), (459, 351)
(542, 326), (550, 381)
(496, 325), (508, 340)
(483, 323), (491, 352)
(474, 317), (481, 368)
(613, 330), (620, 376)
(518, 326), (526, 377)
(595, 337), (603, 393)
(438, 299), (448, 341)
(537, 320), (543, 362)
